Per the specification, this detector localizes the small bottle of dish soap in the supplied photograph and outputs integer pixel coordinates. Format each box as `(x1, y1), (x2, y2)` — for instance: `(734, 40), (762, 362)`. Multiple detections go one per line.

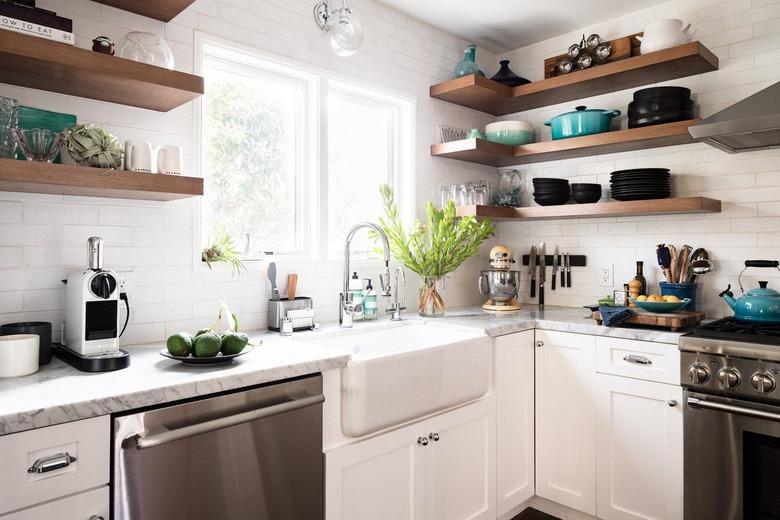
(363, 279), (378, 321)
(349, 272), (363, 321)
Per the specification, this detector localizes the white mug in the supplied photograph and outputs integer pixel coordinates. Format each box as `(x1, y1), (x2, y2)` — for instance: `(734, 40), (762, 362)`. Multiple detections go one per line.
(157, 144), (182, 175)
(124, 141), (153, 173)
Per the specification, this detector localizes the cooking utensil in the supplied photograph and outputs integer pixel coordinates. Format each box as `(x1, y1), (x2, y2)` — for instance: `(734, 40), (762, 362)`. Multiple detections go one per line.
(529, 246), (537, 299)
(288, 273), (298, 300)
(565, 253), (572, 288)
(544, 106), (621, 140)
(268, 262), (281, 300)
(686, 248), (709, 282)
(552, 246), (559, 290)
(538, 242), (546, 306)
(688, 259), (713, 281)
(677, 245), (692, 285)
(656, 244), (672, 282)
(668, 245), (678, 283)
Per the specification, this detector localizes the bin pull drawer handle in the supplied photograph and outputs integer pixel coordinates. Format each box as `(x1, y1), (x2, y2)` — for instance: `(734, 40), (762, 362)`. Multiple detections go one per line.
(623, 354), (653, 365)
(28, 452), (77, 474)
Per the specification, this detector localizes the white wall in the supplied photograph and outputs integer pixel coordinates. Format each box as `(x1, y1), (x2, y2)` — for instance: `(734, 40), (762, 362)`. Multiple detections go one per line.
(0, 0), (499, 343)
(491, 0), (780, 317)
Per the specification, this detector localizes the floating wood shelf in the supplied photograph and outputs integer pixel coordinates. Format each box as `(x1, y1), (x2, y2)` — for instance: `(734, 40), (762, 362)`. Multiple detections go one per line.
(456, 197), (722, 221)
(0, 31), (204, 112)
(430, 42), (718, 115)
(92, 0), (197, 22)
(431, 120), (698, 167)
(0, 159), (203, 201)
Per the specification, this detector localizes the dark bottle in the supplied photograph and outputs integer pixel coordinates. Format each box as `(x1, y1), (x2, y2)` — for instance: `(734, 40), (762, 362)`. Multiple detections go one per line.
(634, 261), (647, 296)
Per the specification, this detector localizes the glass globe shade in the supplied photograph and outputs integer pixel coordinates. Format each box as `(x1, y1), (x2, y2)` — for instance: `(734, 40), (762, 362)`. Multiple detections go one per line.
(328, 10), (363, 57)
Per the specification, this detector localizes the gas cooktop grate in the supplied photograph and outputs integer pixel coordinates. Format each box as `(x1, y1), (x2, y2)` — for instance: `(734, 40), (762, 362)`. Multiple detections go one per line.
(689, 318), (780, 345)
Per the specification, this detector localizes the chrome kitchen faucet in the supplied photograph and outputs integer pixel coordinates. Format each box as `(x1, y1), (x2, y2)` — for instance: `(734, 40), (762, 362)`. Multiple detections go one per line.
(340, 222), (392, 327)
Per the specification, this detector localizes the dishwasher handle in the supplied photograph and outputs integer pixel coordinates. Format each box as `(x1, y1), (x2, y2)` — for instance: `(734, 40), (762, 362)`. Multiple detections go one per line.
(129, 394), (325, 450)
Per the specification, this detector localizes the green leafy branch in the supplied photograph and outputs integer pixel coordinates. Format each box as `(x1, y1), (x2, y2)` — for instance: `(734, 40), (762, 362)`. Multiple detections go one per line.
(377, 184), (495, 280)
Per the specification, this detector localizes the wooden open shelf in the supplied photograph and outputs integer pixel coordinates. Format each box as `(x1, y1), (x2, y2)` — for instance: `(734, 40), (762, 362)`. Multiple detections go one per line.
(430, 42), (718, 115)
(0, 31), (204, 112)
(456, 197), (722, 221)
(92, 1), (197, 22)
(0, 159), (203, 201)
(432, 120), (698, 167)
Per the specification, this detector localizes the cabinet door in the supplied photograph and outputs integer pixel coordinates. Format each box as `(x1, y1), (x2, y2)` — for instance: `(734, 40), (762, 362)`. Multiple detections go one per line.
(0, 486), (108, 520)
(535, 330), (597, 515)
(495, 330), (535, 515)
(425, 398), (496, 520)
(326, 422), (425, 520)
(596, 375), (683, 520)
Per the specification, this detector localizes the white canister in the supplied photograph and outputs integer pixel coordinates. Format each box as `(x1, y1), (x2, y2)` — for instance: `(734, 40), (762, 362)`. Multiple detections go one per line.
(0, 334), (39, 378)
(637, 19), (691, 54)
(156, 144), (183, 175)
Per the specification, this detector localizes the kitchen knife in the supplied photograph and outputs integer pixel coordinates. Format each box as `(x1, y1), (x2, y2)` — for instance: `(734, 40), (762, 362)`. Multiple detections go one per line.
(529, 246), (537, 299)
(268, 262), (281, 300)
(565, 253), (572, 288)
(552, 246), (559, 290)
(538, 242), (546, 306)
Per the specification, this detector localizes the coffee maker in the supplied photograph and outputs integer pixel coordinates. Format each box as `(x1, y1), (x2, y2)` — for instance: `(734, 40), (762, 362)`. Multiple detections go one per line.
(478, 245), (521, 312)
(62, 237), (130, 371)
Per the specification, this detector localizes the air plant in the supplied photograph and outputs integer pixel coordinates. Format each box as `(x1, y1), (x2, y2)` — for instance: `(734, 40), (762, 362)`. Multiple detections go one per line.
(202, 231), (246, 276)
(63, 124), (123, 168)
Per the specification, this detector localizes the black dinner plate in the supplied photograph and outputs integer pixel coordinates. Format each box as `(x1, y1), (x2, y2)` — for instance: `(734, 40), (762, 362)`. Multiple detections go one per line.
(612, 193), (671, 201)
(159, 348), (251, 365)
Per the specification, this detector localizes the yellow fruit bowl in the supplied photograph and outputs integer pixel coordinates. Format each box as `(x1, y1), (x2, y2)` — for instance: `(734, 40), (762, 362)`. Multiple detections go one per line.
(629, 298), (691, 313)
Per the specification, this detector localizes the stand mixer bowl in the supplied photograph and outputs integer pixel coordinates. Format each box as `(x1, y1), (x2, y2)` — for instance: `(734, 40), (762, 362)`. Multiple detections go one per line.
(478, 270), (521, 305)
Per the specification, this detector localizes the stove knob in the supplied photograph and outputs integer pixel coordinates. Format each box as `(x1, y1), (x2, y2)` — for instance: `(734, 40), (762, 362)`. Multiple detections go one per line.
(688, 363), (710, 384)
(717, 367), (742, 389)
(751, 372), (776, 394)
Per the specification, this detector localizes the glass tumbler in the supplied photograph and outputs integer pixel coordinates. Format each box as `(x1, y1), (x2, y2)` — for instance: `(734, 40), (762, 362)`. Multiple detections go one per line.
(466, 183), (477, 205)
(439, 185), (452, 208)
(0, 97), (18, 159)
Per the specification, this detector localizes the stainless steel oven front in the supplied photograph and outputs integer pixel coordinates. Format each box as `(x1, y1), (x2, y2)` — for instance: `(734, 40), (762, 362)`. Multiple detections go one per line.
(685, 390), (780, 520)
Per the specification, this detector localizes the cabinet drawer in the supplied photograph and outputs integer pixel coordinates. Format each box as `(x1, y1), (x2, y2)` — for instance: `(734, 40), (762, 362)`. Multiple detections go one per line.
(0, 486), (108, 520)
(0, 416), (109, 515)
(595, 337), (679, 384)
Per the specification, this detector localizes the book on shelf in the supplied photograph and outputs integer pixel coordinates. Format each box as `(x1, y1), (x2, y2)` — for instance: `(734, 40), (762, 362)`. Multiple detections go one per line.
(0, 0), (71, 30)
(0, 15), (74, 44)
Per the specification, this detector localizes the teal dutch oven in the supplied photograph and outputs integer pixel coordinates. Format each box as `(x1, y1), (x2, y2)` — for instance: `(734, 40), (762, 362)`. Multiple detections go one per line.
(720, 260), (780, 323)
(545, 105), (621, 140)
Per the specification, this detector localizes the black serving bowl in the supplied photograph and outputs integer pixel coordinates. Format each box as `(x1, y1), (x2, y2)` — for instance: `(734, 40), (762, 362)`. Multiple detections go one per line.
(534, 193), (570, 206)
(572, 189), (602, 204)
(633, 86), (691, 102)
(571, 183), (601, 191)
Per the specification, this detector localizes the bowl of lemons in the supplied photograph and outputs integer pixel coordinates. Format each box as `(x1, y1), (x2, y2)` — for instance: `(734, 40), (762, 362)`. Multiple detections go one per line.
(630, 294), (691, 313)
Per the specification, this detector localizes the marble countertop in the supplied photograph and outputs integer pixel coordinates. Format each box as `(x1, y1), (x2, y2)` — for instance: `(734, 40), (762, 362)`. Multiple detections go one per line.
(0, 305), (684, 436)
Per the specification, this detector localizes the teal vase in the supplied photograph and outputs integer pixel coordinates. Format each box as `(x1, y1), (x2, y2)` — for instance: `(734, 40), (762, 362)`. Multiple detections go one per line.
(454, 44), (485, 78)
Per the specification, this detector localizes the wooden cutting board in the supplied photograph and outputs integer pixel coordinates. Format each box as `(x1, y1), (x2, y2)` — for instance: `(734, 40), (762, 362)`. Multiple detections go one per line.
(592, 309), (705, 332)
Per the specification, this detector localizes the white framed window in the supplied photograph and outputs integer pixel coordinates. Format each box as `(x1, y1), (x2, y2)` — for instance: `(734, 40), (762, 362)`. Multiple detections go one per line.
(196, 36), (414, 264)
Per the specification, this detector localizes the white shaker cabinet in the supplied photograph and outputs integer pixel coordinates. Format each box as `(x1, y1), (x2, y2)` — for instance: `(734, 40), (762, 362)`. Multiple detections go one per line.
(326, 397), (495, 520)
(535, 330), (597, 516)
(495, 330), (535, 516)
(595, 374), (683, 520)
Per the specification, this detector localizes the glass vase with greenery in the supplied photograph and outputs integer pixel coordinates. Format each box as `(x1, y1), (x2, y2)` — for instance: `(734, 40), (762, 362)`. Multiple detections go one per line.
(378, 185), (494, 316)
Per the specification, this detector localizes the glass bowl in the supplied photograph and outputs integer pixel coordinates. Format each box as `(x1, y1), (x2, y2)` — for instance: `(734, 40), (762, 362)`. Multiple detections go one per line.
(117, 31), (174, 69)
(13, 128), (64, 162)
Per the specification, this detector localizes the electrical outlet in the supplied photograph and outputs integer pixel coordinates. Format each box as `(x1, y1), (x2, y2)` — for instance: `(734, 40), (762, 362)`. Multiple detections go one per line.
(599, 264), (613, 287)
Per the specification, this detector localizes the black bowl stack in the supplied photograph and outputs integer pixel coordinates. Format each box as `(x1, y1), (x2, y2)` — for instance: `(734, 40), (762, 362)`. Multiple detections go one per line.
(610, 168), (671, 201)
(628, 87), (694, 129)
(571, 183), (602, 204)
(533, 178), (570, 206)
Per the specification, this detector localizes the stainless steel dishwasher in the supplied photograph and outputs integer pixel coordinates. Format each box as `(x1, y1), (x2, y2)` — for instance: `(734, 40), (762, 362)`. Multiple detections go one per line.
(113, 375), (324, 520)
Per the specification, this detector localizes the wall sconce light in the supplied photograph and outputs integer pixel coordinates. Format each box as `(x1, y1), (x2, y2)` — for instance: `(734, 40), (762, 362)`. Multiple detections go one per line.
(313, 0), (364, 57)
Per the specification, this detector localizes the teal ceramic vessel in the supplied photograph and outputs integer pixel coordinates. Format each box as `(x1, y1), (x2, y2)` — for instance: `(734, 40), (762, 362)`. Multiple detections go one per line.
(454, 44), (485, 78)
(486, 130), (533, 146)
(545, 105), (621, 140)
(722, 281), (780, 323)
(629, 298), (691, 313)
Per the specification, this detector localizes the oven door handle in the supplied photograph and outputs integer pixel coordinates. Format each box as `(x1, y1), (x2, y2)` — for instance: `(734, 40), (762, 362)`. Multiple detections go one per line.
(687, 396), (780, 422)
(128, 394), (325, 450)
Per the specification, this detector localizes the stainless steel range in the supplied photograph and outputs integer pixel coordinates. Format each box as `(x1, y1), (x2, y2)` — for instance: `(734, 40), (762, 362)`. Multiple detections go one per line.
(680, 318), (780, 520)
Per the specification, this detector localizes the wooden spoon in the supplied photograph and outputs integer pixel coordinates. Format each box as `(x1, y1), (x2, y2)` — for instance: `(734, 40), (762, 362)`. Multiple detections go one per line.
(288, 273), (298, 300)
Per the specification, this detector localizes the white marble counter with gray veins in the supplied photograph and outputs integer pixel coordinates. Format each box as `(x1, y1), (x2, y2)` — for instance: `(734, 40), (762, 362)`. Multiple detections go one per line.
(0, 305), (684, 436)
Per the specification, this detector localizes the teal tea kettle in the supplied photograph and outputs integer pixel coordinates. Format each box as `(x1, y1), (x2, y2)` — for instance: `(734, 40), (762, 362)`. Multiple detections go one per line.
(720, 260), (780, 323)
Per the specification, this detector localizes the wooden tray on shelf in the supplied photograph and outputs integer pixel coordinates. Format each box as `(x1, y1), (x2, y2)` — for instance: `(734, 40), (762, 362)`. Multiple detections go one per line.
(592, 309), (704, 332)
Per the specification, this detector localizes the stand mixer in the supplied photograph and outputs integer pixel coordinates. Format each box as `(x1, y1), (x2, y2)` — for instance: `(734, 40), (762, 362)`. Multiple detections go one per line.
(478, 245), (522, 312)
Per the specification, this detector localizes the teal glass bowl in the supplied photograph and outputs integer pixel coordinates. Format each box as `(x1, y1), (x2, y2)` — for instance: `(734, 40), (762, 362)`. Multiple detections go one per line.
(486, 129), (533, 146)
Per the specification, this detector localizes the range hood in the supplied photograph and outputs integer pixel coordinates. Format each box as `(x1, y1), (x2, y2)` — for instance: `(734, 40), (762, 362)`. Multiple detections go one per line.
(689, 81), (780, 153)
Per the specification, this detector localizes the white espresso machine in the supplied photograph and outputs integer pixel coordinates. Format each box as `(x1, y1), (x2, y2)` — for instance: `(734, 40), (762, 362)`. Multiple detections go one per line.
(63, 237), (130, 371)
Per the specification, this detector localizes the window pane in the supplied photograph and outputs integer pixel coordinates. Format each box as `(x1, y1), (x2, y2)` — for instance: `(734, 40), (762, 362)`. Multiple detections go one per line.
(327, 93), (394, 255)
(202, 59), (303, 255)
